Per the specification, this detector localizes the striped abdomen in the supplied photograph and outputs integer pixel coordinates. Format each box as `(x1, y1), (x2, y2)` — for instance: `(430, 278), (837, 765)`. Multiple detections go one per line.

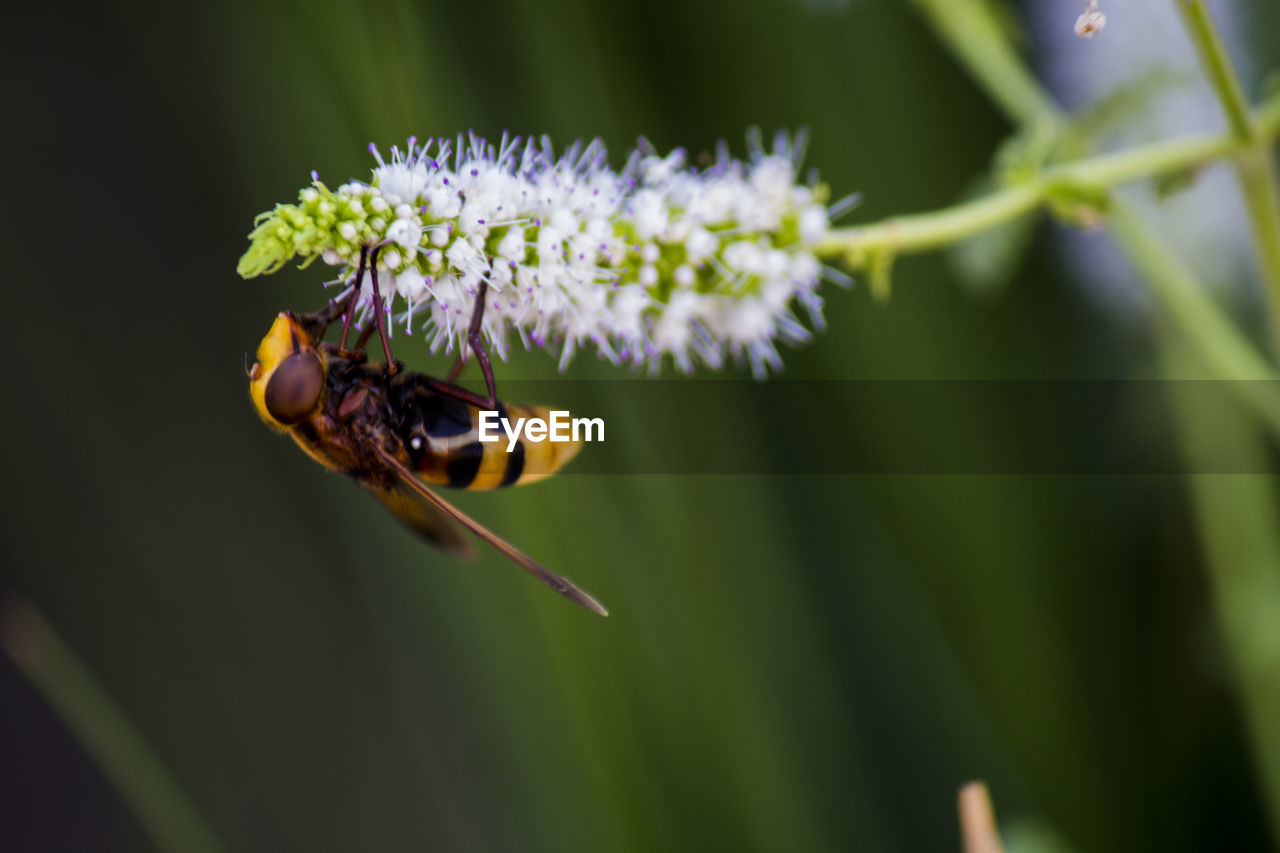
(393, 382), (581, 490)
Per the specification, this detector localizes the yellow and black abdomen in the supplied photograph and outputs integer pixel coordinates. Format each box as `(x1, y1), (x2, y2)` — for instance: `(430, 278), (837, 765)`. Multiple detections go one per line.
(392, 379), (581, 490)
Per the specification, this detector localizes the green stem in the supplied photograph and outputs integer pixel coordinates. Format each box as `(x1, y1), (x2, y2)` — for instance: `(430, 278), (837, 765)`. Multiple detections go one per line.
(818, 185), (1042, 264)
(1176, 0), (1256, 144)
(817, 100), (1280, 265)
(1176, 0), (1280, 347)
(1237, 150), (1280, 342)
(1236, 148), (1280, 334)
(0, 599), (227, 853)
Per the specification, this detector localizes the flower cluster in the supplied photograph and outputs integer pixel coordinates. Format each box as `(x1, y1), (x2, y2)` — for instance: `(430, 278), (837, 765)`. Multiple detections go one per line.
(239, 132), (844, 376)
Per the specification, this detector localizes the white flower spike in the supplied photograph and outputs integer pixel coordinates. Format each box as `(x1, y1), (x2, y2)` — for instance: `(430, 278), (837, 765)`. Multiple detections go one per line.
(240, 132), (843, 377)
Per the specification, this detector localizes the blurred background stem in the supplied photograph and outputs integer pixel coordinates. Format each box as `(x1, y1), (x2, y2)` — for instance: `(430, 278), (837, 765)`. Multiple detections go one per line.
(1159, 333), (1280, 846)
(1176, 0), (1280, 350)
(904, 0), (1280, 841)
(0, 599), (226, 853)
(1107, 203), (1280, 417)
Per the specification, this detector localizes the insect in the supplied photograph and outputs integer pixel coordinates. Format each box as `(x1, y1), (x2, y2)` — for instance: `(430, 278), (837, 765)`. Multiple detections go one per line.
(246, 275), (607, 616)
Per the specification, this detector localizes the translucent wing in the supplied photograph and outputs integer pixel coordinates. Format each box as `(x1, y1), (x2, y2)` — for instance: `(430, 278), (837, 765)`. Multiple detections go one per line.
(374, 445), (608, 616)
(369, 483), (475, 558)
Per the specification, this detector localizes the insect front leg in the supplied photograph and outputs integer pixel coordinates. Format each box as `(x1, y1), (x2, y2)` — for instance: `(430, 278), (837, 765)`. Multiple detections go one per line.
(365, 246), (399, 375)
(293, 288), (367, 364)
(324, 245), (398, 369)
(335, 246), (369, 359)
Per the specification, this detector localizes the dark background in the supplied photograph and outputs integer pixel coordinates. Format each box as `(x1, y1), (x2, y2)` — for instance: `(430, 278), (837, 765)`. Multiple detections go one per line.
(3, 0), (1279, 850)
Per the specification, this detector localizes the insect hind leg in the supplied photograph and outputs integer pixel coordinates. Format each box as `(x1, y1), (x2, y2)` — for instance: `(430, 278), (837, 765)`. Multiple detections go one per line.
(334, 245), (369, 357)
(440, 280), (497, 409)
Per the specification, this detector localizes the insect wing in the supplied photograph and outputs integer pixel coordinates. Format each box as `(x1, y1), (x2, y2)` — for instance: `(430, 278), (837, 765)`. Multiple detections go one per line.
(369, 483), (475, 558)
(373, 445), (608, 616)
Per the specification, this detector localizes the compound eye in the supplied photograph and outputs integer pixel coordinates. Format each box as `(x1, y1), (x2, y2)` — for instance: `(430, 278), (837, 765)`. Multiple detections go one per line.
(264, 352), (324, 425)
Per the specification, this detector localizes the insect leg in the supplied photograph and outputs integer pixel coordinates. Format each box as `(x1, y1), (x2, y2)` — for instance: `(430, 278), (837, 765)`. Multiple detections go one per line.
(336, 246), (368, 356)
(366, 246), (400, 375)
(422, 376), (498, 410)
(445, 354), (466, 382)
(372, 444), (608, 616)
(354, 319), (377, 350)
(442, 280), (497, 408)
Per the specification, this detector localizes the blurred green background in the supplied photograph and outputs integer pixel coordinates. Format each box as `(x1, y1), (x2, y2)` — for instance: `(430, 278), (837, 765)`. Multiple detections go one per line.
(4, 0), (1280, 850)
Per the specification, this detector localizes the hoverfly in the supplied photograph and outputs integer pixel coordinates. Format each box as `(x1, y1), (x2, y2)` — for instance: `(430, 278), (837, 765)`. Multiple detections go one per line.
(247, 247), (606, 615)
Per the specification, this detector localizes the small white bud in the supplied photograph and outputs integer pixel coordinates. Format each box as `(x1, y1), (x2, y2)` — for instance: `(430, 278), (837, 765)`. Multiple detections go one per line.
(685, 228), (717, 261)
(490, 262), (514, 288)
(1074, 10), (1105, 37)
(1075, 0), (1105, 37)
(396, 269), (427, 301)
(799, 206), (828, 245)
(387, 218), (423, 250)
(497, 228), (526, 261)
